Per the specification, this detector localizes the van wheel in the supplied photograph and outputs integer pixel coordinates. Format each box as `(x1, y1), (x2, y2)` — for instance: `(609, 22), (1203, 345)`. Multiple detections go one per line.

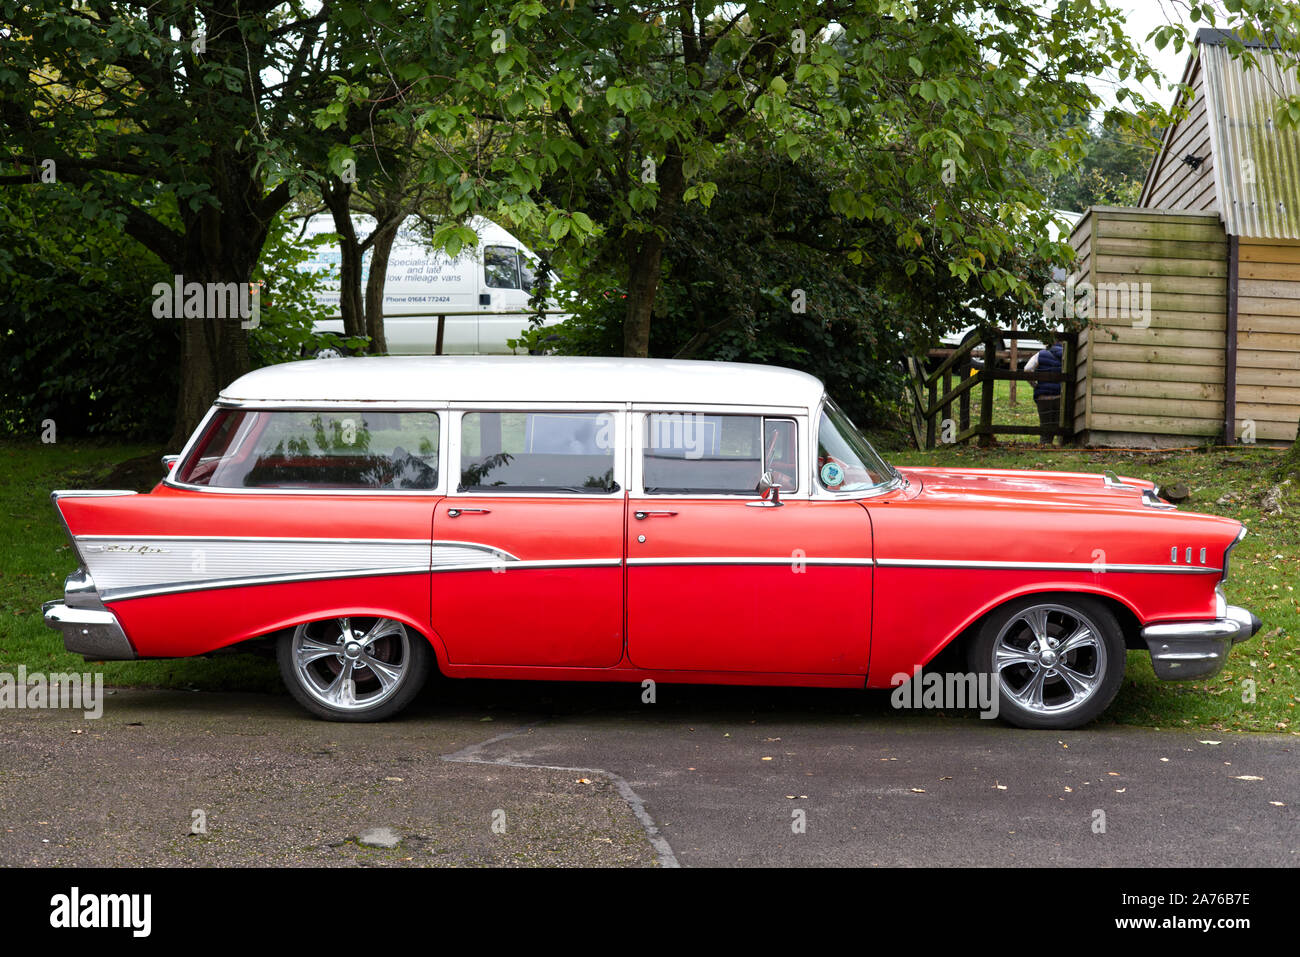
(277, 617), (430, 721)
(968, 596), (1125, 729)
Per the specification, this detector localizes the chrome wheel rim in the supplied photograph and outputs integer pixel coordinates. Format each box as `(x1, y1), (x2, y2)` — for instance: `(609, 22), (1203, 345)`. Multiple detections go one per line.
(992, 603), (1107, 716)
(291, 617), (410, 712)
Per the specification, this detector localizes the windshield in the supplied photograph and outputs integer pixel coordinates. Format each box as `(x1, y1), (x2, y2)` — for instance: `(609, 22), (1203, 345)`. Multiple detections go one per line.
(816, 399), (895, 493)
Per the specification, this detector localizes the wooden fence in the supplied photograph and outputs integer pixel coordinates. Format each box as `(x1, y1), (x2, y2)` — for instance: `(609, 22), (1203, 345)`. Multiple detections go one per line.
(905, 330), (1079, 448)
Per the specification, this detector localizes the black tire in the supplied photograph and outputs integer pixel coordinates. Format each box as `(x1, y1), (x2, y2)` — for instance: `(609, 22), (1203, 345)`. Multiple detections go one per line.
(967, 595), (1126, 730)
(276, 617), (432, 722)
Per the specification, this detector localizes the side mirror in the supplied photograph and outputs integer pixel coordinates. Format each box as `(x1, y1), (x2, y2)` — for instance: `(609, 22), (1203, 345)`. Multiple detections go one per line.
(161, 455), (179, 475)
(749, 470), (783, 507)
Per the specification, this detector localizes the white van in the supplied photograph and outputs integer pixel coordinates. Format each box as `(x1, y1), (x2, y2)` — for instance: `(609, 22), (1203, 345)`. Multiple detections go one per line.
(298, 214), (564, 355)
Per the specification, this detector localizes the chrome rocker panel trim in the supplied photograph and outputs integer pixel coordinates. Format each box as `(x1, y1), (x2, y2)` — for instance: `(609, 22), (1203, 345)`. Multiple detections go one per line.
(1141, 604), (1261, 681)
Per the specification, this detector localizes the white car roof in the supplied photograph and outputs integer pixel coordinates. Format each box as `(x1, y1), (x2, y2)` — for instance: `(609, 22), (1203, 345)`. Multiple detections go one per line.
(219, 356), (826, 410)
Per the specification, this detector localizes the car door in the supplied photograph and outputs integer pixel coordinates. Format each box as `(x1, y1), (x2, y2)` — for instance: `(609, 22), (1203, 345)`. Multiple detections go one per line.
(625, 410), (873, 674)
(429, 407), (626, 668)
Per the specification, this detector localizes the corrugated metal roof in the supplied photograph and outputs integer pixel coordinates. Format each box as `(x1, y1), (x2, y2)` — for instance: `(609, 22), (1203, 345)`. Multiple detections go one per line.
(1201, 40), (1300, 239)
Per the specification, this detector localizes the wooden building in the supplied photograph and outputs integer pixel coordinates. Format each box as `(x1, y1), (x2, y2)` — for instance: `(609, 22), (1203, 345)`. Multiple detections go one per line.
(1070, 29), (1300, 446)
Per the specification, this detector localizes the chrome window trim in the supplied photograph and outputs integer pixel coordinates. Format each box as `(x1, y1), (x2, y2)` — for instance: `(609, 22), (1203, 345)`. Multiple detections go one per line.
(629, 409), (811, 500)
(447, 406), (626, 499)
(164, 406), (448, 496)
(808, 397), (902, 502)
(633, 411), (805, 499)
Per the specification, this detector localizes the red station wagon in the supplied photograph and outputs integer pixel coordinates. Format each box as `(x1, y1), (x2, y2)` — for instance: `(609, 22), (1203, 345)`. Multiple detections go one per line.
(43, 357), (1260, 728)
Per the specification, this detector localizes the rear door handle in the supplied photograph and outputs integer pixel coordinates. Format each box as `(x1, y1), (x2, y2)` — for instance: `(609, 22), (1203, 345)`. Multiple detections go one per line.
(447, 507), (491, 517)
(634, 510), (678, 520)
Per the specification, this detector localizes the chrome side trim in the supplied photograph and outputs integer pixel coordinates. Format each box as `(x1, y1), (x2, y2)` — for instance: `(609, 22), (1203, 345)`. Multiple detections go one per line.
(102, 565), (432, 603)
(80, 534), (437, 546)
(75, 536), (433, 595)
(50, 489), (139, 498)
(1221, 525), (1247, 582)
(626, 557), (876, 566)
(874, 558), (1221, 574)
(431, 559), (622, 573)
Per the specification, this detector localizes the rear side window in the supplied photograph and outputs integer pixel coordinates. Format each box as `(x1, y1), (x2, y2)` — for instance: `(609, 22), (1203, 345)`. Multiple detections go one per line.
(642, 413), (798, 494)
(175, 410), (440, 490)
(459, 411), (617, 493)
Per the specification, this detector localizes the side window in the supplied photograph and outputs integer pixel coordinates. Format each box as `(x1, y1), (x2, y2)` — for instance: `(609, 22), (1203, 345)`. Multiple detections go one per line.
(642, 413), (798, 494)
(176, 410), (440, 490)
(484, 245), (520, 289)
(518, 254), (537, 293)
(459, 411), (617, 493)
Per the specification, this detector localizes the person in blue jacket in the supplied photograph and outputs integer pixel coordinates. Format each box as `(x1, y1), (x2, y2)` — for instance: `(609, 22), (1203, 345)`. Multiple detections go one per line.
(1025, 340), (1064, 443)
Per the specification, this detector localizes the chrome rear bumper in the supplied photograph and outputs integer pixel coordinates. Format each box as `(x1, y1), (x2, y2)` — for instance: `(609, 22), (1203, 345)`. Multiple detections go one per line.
(1141, 605), (1260, 680)
(43, 599), (136, 661)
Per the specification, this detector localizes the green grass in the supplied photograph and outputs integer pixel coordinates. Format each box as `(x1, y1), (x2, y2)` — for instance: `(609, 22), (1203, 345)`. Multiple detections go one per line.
(0, 440), (280, 693)
(1, 434), (1296, 733)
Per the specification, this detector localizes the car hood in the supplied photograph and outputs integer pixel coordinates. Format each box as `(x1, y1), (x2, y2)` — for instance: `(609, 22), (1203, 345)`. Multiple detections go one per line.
(895, 466), (1165, 510)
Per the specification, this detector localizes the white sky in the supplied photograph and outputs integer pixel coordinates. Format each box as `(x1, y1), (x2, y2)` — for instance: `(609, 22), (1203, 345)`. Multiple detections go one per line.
(1090, 1), (1198, 113)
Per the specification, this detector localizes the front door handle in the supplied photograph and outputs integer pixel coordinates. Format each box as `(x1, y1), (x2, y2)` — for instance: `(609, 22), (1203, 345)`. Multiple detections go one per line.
(634, 510), (678, 520)
(447, 507), (491, 518)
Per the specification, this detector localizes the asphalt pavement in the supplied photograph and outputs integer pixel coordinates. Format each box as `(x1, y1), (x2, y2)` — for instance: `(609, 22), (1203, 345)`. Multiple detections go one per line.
(0, 680), (1294, 867)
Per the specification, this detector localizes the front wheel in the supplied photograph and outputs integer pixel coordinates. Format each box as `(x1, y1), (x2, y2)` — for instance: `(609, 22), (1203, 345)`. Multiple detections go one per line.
(969, 596), (1125, 729)
(277, 616), (431, 721)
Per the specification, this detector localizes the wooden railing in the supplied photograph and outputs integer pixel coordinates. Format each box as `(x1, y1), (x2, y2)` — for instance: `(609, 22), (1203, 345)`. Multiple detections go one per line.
(905, 329), (1078, 449)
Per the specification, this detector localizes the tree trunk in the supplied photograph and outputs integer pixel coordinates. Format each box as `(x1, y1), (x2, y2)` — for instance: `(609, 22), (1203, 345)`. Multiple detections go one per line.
(364, 219), (400, 355)
(163, 159), (281, 448)
(321, 181), (366, 342)
(622, 151), (686, 358)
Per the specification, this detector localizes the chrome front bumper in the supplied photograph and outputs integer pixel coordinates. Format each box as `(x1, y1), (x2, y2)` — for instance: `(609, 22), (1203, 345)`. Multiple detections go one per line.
(43, 571), (137, 661)
(1141, 605), (1260, 681)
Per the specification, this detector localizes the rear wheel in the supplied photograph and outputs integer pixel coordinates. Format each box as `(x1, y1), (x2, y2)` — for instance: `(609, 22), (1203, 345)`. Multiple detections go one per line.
(277, 616), (431, 721)
(969, 596), (1125, 729)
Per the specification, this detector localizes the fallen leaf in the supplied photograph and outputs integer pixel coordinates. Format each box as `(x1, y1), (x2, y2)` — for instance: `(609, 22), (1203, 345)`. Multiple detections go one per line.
(1198, 740), (1222, 745)
(1232, 775), (1264, 781)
